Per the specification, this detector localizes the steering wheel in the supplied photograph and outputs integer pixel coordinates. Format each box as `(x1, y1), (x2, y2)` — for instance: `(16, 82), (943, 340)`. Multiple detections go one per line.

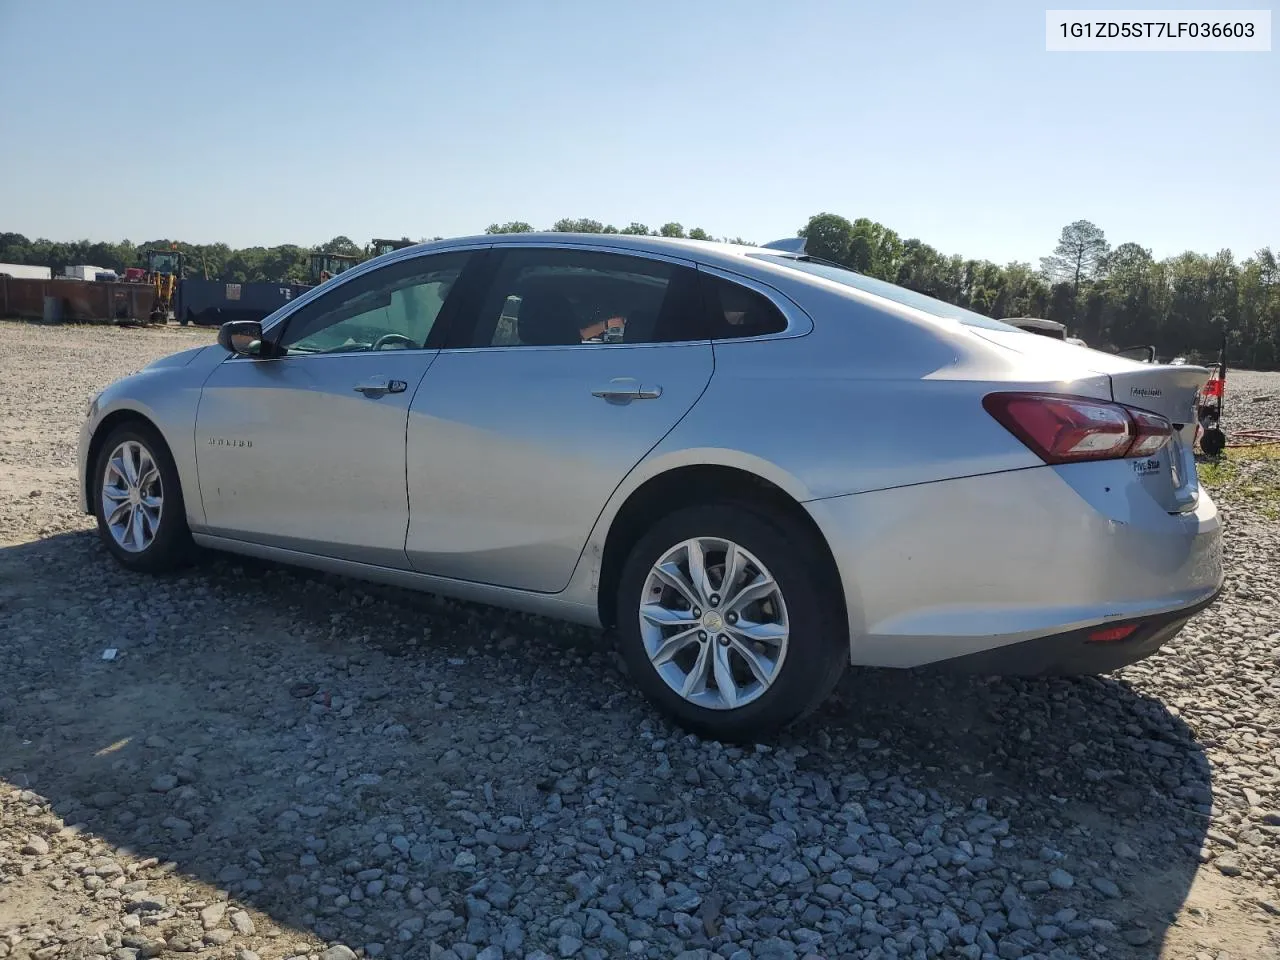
(370, 333), (417, 351)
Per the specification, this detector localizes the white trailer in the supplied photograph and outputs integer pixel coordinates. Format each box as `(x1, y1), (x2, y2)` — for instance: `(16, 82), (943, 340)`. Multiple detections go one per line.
(62, 265), (110, 281)
(0, 262), (52, 280)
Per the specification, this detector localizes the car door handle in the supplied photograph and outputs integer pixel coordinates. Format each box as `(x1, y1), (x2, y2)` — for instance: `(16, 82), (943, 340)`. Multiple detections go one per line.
(353, 376), (407, 397)
(592, 378), (662, 402)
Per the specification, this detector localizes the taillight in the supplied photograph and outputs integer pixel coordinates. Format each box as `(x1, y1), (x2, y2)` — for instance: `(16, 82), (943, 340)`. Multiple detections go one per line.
(983, 392), (1172, 464)
(1127, 408), (1173, 457)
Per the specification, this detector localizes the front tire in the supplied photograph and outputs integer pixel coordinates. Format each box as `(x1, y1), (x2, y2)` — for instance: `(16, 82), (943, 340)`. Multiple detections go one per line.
(93, 422), (193, 573)
(615, 503), (847, 742)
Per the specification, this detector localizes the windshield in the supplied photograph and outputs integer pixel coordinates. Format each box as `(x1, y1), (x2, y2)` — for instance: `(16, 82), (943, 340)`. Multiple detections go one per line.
(750, 254), (1022, 333)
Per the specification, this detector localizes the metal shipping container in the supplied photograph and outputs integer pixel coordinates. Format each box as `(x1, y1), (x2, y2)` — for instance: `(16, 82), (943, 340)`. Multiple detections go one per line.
(177, 279), (313, 326)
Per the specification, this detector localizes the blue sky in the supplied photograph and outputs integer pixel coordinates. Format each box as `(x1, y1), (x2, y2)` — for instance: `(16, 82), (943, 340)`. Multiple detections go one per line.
(1, 0), (1275, 264)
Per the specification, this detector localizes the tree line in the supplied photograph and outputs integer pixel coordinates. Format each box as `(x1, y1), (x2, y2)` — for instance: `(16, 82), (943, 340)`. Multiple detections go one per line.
(3, 216), (1276, 368)
(798, 214), (1277, 369)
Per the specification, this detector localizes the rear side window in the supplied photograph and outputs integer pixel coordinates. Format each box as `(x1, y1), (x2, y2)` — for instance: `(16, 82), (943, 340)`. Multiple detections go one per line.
(699, 274), (788, 340)
(466, 248), (704, 347)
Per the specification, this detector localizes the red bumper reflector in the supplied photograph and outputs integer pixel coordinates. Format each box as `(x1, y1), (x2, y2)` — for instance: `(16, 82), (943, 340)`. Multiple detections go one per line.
(1087, 623), (1140, 643)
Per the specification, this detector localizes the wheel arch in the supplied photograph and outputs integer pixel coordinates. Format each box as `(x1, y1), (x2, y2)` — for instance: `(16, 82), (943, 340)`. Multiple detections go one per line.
(595, 462), (847, 634)
(85, 408), (176, 508)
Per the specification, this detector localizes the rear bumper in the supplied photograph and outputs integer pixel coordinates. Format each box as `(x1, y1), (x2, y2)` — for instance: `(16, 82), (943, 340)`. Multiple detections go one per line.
(805, 463), (1223, 669)
(928, 589), (1220, 675)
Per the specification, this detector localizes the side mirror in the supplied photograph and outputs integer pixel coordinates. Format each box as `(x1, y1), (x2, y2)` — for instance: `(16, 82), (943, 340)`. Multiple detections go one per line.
(218, 320), (265, 357)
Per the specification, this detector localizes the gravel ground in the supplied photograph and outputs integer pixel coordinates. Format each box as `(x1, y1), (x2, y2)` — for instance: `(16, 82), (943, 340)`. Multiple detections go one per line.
(1, 321), (1278, 960)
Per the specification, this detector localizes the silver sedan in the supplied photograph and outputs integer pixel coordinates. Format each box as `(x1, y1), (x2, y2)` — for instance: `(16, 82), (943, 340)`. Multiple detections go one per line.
(78, 233), (1223, 741)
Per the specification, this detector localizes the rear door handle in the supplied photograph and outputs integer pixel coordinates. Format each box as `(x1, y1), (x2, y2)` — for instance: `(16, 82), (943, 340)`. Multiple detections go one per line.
(592, 378), (662, 402)
(353, 376), (407, 397)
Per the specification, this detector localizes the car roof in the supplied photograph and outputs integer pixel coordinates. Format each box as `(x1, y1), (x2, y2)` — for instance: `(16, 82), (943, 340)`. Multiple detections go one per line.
(402, 232), (770, 272)
(320, 233), (1016, 342)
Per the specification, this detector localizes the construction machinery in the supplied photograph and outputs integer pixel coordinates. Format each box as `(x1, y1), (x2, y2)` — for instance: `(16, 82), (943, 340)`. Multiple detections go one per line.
(144, 248), (184, 321)
(308, 252), (361, 285)
(307, 239), (414, 284)
(370, 238), (415, 258)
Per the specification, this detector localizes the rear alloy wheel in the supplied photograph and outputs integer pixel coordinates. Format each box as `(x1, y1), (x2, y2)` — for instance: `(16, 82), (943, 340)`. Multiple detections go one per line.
(93, 423), (193, 572)
(616, 504), (847, 742)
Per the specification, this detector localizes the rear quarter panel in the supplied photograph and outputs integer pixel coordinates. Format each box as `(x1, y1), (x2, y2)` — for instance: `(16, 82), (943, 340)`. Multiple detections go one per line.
(660, 287), (1084, 500)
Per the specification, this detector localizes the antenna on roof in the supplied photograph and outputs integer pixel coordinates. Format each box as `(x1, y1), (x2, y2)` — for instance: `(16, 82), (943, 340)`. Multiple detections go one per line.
(761, 237), (808, 253)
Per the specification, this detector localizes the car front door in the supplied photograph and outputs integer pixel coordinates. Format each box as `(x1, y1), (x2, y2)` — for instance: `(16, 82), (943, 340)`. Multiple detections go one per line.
(405, 244), (714, 592)
(195, 249), (477, 567)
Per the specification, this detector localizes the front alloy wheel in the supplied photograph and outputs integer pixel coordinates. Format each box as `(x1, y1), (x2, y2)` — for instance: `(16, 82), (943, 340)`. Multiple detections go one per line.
(101, 440), (164, 553)
(93, 422), (193, 572)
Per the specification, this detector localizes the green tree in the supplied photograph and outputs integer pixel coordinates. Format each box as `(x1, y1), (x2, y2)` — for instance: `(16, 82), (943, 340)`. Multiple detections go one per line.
(485, 221), (535, 234)
(619, 222), (651, 235)
(848, 218), (903, 278)
(320, 235), (362, 257)
(687, 227), (712, 241)
(552, 218), (605, 233)
(658, 222), (686, 238)
(800, 213), (854, 265)
(1040, 220), (1110, 319)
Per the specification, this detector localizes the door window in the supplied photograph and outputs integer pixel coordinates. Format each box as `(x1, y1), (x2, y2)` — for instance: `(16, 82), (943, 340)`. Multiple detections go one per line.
(278, 252), (470, 354)
(467, 249), (703, 347)
(699, 273), (789, 340)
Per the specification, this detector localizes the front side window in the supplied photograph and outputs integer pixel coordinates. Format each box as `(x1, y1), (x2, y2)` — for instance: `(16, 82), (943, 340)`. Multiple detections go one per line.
(468, 249), (699, 347)
(278, 252), (469, 355)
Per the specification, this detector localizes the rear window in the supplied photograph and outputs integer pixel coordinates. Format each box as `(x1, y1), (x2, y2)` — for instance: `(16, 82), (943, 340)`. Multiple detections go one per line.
(750, 254), (1021, 333)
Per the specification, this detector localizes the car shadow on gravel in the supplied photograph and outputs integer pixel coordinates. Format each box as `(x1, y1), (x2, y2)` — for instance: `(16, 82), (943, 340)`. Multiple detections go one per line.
(1, 531), (1213, 959)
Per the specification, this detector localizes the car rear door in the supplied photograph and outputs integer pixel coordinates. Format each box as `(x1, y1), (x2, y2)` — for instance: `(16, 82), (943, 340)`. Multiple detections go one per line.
(404, 244), (713, 592)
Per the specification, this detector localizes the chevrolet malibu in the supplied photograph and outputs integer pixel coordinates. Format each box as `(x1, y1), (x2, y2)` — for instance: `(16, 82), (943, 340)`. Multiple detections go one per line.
(78, 233), (1223, 741)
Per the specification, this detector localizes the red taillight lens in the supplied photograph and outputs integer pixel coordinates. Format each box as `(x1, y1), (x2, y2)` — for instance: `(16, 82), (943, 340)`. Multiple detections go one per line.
(1127, 408), (1173, 457)
(983, 393), (1172, 464)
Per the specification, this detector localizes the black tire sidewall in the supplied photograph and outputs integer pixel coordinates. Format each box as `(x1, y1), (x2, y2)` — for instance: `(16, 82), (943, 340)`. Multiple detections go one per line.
(615, 503), (847, 742)
(1200, 428), (1226, 456)
(92, 423), (192, 572)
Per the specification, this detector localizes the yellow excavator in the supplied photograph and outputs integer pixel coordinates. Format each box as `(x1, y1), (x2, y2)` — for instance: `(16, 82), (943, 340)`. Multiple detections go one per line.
(308, 239), (415, 284)
(308, 252), (362, 285)
(145, 247), (184, 321)
(370, 238), (414, 258)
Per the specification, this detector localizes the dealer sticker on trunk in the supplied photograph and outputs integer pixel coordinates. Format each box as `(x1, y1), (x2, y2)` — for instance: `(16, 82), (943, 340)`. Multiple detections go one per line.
(1132, 457), (1162, 476)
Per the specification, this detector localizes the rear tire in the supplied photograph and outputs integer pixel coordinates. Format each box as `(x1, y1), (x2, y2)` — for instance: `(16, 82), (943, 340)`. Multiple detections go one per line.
(615, 503), (847, 742)
(92, 422), (194, 573)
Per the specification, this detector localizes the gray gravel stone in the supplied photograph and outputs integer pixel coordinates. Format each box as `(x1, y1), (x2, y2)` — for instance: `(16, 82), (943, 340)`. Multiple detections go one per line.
(1090, 877), (1122, 899)
(1048, 868), (1075, 890)
(1215, 853), (1244, 876)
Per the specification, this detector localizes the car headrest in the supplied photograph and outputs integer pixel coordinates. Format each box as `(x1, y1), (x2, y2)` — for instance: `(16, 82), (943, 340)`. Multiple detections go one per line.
(517, 290), (581, 346)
